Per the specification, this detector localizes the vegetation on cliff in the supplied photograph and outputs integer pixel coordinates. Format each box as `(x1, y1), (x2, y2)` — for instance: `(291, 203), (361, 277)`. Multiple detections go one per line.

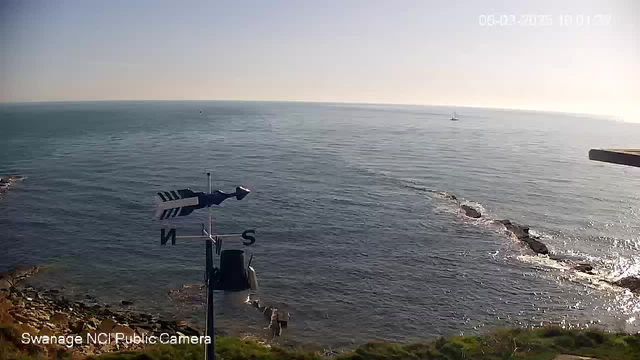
(3, 321), (639, 360)
(2, 267), (639, 359)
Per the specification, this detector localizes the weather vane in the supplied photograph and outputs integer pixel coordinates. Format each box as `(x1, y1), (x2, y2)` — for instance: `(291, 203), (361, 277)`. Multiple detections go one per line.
(155, 173), (257, 360)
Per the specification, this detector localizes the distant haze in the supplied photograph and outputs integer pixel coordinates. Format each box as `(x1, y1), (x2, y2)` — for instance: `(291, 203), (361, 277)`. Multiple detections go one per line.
(1, 0), (638, 121)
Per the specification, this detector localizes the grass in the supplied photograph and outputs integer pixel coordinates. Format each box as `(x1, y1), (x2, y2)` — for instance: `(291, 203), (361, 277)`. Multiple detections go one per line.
(1, 324), (639, 360)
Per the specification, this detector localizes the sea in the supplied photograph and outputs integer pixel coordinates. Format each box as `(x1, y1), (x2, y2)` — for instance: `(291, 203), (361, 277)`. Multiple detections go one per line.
(1, 101), (639, 347)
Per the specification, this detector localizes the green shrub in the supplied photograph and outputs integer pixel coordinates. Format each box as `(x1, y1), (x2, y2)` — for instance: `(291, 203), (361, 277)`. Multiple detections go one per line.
(573, 333), (595, 348)
(584, 330), (606, 344)
(540, 326), (564, 338)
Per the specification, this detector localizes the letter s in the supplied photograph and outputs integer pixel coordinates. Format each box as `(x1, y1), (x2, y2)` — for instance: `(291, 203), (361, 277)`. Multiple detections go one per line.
(22, 333), (30, 344)
(242, 229), (256, 246)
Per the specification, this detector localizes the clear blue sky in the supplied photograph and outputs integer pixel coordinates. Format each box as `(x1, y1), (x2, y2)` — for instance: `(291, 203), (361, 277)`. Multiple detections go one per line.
(1, 0), (638, 120)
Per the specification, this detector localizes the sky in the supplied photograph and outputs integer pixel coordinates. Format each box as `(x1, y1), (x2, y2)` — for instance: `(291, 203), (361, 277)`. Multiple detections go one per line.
(0, 0), (638, 121)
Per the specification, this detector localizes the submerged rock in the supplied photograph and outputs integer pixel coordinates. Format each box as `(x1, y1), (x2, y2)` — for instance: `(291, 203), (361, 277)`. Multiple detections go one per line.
(460, 205), (481, 218)
(0, 265), (43, 289)
(69, 320), (85, 333)
(0, 175), (26, 194)
(521, 236), (549, 255)
(613, 277), (640, 293)
(496, 220), (549, 255)
(572, 264), (594, 274)
(2, 175), (26, 183)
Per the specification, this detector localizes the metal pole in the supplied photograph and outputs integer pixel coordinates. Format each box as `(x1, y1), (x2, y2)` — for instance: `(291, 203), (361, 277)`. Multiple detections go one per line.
(207, 173), (212, 236)
(205, 240), (215, 360)
(205, 172), (215, 360)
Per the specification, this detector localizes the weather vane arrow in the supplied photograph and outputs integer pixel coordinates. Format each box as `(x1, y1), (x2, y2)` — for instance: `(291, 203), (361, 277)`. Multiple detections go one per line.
(155, 186), (251, 220)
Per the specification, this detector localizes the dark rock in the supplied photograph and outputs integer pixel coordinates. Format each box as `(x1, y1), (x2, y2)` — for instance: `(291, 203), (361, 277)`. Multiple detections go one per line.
(12, 312), (31, 323)
(87, 317), (99, 328)
(130, 323), (153, 330)
(69, 320), (85, 333)
(573, 264), (594, 274)
(520, 236), (549, 255)
(159, 319), (177, 328)
(55, 297), (72, 308)
(74, 301), (86, 309)
(498, 220), (549, 255)
(121, 300), (133, 306)
(460, 205), (481, 218)
(98, 318), (117, 332)
(175, 320), (200, 336)
(614, 277), (640, 293)
(136, 327), (151, 337)
(101, 308), (114, 316)
(50, 312), (68, 323)
(114, 313), (130, 323)
(504, 222), (529, 238)
(175, 319), (187, 327)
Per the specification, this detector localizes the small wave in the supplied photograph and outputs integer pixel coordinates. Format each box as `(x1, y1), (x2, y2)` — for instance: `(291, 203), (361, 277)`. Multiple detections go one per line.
(428, 190), (640, 299)
(610, 258), (640, 280)
(385, 177), (640, 299)
(517, 254), (624, 293)
(404, 183), (431, 192)
(518, 254), (569, 271)
(528, 229), (554, 241)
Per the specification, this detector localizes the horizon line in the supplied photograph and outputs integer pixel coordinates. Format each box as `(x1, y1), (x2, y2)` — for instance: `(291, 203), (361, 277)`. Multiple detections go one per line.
(0, 98), (624, 121)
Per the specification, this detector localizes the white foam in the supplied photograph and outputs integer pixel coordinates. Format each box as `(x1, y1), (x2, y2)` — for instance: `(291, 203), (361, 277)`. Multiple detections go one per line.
(518, 254), (568, 271)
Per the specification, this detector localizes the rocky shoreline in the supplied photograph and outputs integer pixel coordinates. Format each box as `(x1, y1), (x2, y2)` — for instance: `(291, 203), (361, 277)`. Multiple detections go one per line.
(458, 200), (640, 295)
(1, 265), (292, 358)
(1, 266), (203, 358)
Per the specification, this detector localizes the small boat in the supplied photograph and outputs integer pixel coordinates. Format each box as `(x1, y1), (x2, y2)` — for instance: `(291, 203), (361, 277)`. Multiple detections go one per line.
(450, 111), (458, 121)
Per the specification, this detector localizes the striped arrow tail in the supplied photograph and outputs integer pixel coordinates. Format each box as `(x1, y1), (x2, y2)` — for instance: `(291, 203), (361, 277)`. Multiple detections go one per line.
(156, 189), (200, 220)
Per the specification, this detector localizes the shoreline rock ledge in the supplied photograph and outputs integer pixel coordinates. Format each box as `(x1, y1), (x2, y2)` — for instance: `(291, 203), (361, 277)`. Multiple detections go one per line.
(494, 219), (549, 255)
(612, 276), (640, 293)
(460, 204), (482, 218)
(1, 281), (203, 357)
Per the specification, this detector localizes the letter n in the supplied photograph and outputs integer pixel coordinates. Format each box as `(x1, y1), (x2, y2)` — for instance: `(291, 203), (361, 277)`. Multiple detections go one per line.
(161, 228), (176, 245)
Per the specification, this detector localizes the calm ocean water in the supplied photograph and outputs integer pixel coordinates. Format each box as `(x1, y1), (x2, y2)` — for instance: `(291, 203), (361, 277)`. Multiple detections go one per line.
(1, 101), (639, 346)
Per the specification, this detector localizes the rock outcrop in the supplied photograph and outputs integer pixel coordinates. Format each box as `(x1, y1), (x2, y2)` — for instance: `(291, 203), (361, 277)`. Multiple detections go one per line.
(0, 175), (26, 194)
(460, 205), (481, 218)
(1, 267), (203, 357)
(495, 220), (549, 255)
(613, 277), (640, 293)
(572, 264), (595, 275)
(0, 265), (44, 290)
